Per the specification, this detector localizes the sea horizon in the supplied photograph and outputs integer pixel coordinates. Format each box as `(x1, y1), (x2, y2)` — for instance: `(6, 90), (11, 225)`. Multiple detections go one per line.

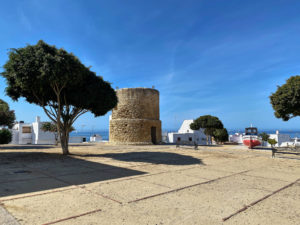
(70, 129), (300, 141)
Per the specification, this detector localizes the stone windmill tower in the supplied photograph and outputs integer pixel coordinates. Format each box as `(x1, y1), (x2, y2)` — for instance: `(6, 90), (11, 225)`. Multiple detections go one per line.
(109, 88), (162, 144)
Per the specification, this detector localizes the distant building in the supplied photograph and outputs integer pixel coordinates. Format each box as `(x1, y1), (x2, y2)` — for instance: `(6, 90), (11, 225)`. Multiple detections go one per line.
(229, 133), (243, 144)
(90, 134), (102, 142)
(11, 116), (85, 145)
(266, 130), (291, 147)
(229, 130), (292, 147)
(167, 120), (206, 145)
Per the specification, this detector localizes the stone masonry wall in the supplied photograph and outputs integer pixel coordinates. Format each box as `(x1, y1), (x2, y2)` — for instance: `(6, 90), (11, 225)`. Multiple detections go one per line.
(109, 88), (162, 144)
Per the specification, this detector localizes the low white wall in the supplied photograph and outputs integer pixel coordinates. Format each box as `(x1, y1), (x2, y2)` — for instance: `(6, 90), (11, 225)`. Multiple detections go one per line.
(90, 136), (102, 142)
(69, 136), (85, 143)
(168, 133), (206, 145)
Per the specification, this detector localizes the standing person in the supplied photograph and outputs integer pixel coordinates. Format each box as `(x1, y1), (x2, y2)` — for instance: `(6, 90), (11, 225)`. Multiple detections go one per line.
(194, 141), (198, 150)
(272, 148), (277, 158)
(268, 139), (277, 158)
(176, 139), (180, 148)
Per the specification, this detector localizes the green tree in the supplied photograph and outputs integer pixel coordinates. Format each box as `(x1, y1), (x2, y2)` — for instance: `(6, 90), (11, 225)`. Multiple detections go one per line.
(0, 129), (12, 144)
(1, 40), (117, 154)
(259, 132), (270, 146)
(268, 138), (277, 148)
(0, 99), (15, 128)
(41, 122), (75, 145)
(270, 76), (300, 121)
(214, 128), (229, 144)
(190, 115), (224, 145)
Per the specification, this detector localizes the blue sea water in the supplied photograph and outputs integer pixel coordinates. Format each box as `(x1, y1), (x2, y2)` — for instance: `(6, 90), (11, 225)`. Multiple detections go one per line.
(70, 129), (300, 141)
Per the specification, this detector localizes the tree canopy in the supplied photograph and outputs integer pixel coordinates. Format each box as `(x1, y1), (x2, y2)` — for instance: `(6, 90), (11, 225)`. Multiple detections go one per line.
(213, 128), (228, 143)
(259, 132), (270, 142)
(190, 115), (223, 134)
(0, 99), (15, 128)
(41, 122), (75, 133)
(190, 115), (224, 144)
(1, 40), (117, 154)
(270, 76), (300, 121)
(268, 138), (277, 148)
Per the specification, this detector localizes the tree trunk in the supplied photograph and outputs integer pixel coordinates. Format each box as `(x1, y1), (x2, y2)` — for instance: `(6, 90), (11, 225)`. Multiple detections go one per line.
(54, 133), (59, 146)
(60, 128), (69, 155)
(208, 135), (212, 145)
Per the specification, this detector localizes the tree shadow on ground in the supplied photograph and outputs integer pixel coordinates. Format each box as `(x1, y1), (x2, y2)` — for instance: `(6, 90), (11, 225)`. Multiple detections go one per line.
(69, 143), (95, 147)
(0, 152), (145, 198)
(0, 144), (96, 151)
(0, 145), (55, 150)
(276, 151), (300, 156)
(77, 151), (203, 165)
(254, 147), (300, 155)
(253, 147), (273, 150)
(176, 145), (223, 149)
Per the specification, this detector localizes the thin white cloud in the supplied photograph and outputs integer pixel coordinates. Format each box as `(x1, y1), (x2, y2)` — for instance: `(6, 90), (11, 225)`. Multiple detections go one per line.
(18, 8), (32, 31)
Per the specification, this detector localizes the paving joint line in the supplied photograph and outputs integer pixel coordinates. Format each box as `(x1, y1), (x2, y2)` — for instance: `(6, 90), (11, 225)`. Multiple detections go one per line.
(133, 178), (172, 189)
(241, 173), (291, 183)
(0, 187), (78, 203)
(127, 169), (251, 204)
(222, 177), (300, 222)
(42, 208), (102, 225)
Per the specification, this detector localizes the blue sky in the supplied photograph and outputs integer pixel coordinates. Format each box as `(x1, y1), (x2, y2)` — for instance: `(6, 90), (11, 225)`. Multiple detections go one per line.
(1, 0), (300, 131)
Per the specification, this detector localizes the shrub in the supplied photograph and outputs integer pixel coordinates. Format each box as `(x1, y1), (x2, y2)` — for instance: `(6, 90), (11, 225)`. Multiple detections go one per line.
(268, 138), (277, 148)
(0, 128), (12, 144)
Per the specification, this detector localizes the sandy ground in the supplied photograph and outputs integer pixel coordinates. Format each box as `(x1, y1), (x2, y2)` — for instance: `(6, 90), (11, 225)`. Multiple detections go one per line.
(0, 143), (299, 225)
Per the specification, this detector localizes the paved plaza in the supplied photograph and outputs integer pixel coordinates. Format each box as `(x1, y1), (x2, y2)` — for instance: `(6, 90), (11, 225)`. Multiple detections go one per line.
(0, 143), (299, 225)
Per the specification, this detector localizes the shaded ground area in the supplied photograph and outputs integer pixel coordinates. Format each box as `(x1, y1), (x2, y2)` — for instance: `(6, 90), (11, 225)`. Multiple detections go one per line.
(0, 143), (299, 225)
(0, 151), (146, 197)
(79, 151), (203, 165)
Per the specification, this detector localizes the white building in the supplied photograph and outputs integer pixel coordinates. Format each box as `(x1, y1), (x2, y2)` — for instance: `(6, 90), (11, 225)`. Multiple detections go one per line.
(229, 133), (243, 144)
(261, 130), (291, 147)
(266, 130), (291, 147)
(11, 116), (85, 145)
(90, 134), (102, 142)
(167, 120), (206, 145)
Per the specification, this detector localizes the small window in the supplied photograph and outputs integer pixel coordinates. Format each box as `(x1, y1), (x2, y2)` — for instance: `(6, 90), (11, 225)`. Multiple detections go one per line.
(22, 127), (31, 133)
(189, 137), (192, 141)
(177, 137), (181, 141)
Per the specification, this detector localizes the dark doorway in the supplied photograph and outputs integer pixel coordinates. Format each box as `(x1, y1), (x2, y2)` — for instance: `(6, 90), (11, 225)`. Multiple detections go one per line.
(151, 126), (156, 144)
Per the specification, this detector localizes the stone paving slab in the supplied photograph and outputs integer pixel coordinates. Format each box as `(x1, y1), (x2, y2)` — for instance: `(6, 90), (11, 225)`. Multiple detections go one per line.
(176, 166), (234, 180)
(0, 177), (68, 198)
(137, 170), (208, 188)
(244, 168), (300, 182)
(85, 179), (170, 203)
(2, 187), (119, 225)
(0, 169), (47, 184)
(0, 205), (19, 225)
(0, 143), (299, 224)
(225, 183), (300, 225)
(198, 173), (290, 192)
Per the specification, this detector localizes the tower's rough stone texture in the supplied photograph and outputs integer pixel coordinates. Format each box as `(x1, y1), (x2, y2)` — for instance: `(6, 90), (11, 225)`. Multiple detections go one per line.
(109, 88), (162, 144)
